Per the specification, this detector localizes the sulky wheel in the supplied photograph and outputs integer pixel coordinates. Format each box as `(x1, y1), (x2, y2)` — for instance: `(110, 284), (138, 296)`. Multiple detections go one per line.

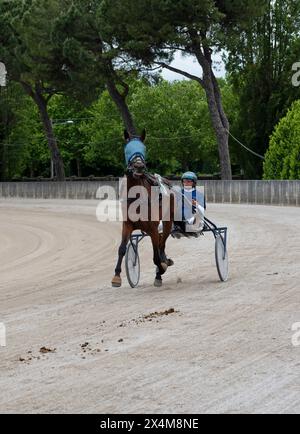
(125, 241), (141, 288)
(215, 233), (229, 282)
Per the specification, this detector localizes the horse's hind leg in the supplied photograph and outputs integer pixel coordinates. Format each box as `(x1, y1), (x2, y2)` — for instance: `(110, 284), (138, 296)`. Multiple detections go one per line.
(153, 232), (168, 273)
(154, 223), (173, 288)
(112, 224), (132, 288)
(160, 221), (174, 267)
(159, 192), (175, 267)
(150, 231), (168, 287)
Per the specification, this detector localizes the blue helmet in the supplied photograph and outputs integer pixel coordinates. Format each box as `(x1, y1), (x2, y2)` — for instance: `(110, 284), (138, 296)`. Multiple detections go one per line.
(181, 171), (197, 184)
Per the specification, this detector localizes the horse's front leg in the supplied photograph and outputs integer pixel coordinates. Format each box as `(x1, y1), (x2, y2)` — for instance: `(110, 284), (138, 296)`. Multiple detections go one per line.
(112, 223), (132, 288)
(155, 267), (163, 287)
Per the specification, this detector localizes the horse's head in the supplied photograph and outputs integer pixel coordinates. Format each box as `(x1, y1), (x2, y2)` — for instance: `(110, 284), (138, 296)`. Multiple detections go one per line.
(124, 129), (147, 178)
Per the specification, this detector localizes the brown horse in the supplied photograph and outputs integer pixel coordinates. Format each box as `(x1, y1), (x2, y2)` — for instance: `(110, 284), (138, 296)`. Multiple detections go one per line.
(112, 130), (175, 288)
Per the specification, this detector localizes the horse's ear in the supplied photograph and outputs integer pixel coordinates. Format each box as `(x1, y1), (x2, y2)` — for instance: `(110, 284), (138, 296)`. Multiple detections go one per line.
(141, 129), (146, 142)
(124, 130), (130, 141)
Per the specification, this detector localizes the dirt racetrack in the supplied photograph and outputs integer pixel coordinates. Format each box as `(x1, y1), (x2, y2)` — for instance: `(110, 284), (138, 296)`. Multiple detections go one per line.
(0, 199), (300, 414)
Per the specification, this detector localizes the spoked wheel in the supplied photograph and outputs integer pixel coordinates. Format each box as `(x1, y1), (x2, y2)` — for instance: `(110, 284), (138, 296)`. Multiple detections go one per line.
(125, 241), (140, 288)
(215, 233), (229, 282)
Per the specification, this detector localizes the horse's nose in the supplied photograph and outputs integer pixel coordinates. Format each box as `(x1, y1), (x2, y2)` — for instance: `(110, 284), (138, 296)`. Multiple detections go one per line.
(134, 161), (144, 168)
(133, 158), (145, 170)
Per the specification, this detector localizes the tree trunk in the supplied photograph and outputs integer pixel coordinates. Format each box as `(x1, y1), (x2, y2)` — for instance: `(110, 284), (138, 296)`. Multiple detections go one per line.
(196, 49), (232, 180)
(204, 78), (232, 180)
(21, 82), (65, 181)
(106, 79), (136, 136)
(0, 145), (7, 181)
(76, 158), (82, 178)
(160, 52), (232, 179)
(35, 92), (65, 181)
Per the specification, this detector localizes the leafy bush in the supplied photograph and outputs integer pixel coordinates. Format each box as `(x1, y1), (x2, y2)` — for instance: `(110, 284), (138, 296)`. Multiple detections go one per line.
(264, 100), (300, 179)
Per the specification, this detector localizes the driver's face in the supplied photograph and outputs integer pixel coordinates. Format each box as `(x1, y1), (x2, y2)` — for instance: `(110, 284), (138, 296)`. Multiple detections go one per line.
(183, 179), (193, 186)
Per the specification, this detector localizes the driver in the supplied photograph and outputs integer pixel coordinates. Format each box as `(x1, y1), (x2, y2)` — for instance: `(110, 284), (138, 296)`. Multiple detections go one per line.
(174, 171), (205, 233)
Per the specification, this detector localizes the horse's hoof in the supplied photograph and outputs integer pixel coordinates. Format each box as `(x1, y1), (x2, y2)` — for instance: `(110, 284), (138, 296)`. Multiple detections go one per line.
(167, 258), (174, 267)
(161, 262), (168, 272)
(112, 276), (122, 288)
(154, 279), (163, 287)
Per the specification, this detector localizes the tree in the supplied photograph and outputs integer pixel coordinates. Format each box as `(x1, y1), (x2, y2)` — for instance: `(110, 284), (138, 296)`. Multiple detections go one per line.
(99, 0), (265, 179)
(0, 0), (67, 180)
(264, 100), (300, 179)
(227, 0), (300, 178)
(52, 0), (139, 135)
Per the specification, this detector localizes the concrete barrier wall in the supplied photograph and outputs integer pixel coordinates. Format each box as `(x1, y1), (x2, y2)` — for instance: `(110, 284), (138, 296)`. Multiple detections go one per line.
(0, 180), (299, 206)
(202, 180), (300, 206)
(0, 181), (118, 200)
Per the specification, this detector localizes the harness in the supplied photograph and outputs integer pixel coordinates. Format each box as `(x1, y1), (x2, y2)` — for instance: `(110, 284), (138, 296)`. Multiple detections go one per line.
(182, 188), (197, 221)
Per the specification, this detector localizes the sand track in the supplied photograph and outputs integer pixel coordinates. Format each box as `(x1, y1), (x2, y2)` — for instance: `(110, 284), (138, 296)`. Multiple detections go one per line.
(0, 199), (300, 414)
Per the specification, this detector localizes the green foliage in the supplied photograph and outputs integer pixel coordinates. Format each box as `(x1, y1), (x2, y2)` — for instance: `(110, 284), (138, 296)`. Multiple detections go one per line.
(51, 0), (106, 102)
(80, 79), (218, 175)
(3, 78), (239, 178)
(0, 76), (237, 178)
(1, 0), (298, 180)
(2, 87), (92, 179)
(4, 87), (50, 179)
(1, 0), (65, 86)
(264, 100), (300, 179)
(99, 0), (266, 180)
(130, 80), (217, 174)
(100, 0), (264, 53)
(227, 0), (300, 178)
(47, 96), (92, 176)
(78, 91), (125, 176)
(0, 85), (19, 180)
(0, 0), (75, 180)
(0, 82), (46, 180)
(77, 78), (239, 176)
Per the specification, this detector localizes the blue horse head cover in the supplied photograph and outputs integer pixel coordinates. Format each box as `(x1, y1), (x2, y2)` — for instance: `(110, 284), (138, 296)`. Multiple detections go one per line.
(124, 139), (146, 165)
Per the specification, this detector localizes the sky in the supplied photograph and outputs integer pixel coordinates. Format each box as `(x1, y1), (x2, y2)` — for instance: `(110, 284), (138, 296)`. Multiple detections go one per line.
(161, 50), (226, 82)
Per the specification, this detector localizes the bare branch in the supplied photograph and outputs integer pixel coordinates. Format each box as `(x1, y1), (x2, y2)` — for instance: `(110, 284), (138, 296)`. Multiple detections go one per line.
(155, 62), (203, 86)
(163, 45), (193, 55)
(140, 65), (162, 73)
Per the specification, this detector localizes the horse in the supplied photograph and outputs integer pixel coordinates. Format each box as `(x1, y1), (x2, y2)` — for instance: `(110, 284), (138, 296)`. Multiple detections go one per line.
(112, 130), (175, 288)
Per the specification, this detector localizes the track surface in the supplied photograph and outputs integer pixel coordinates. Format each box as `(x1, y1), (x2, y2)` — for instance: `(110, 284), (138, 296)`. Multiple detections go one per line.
(0, 199), (300, 414)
